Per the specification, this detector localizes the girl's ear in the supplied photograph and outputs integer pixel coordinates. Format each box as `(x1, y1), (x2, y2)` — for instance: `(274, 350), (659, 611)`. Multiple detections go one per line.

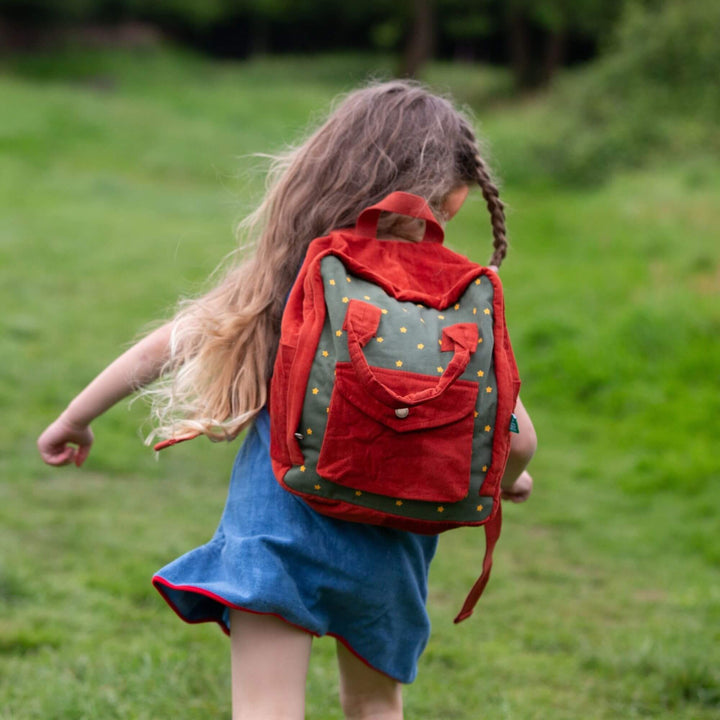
(441, 185), (470, 220)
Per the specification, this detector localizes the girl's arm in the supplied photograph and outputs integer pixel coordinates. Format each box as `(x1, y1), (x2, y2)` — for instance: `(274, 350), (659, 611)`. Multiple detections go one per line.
(37, 322), (173, 467)
(499, 396), (537, 503)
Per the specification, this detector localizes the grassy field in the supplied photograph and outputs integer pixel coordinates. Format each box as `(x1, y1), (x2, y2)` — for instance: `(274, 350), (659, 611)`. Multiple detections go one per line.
(1, 48), (719, 718)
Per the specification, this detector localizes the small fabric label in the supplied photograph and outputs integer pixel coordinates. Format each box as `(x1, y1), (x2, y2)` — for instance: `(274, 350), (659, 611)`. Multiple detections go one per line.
(509, 413), (519, 433)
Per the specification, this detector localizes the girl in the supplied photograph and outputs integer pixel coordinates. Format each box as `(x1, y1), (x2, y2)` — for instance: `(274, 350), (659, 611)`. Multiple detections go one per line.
(38, 80), (536, 720)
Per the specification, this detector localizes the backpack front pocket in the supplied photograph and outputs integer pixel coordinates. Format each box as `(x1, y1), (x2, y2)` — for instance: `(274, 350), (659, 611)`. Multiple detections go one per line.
(317, 363), (479, 503)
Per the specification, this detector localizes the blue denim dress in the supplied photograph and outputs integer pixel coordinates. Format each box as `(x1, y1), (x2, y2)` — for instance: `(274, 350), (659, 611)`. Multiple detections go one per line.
(152, 407), (438, 683)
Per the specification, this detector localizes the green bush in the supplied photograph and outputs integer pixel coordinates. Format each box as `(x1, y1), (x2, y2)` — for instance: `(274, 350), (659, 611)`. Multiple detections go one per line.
(504, 0), (720, 185)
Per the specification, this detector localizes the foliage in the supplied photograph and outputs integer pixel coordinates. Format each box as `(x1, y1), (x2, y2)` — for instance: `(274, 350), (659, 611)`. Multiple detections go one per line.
(498, 0), (720, 184)
(1, 50), (719, 718)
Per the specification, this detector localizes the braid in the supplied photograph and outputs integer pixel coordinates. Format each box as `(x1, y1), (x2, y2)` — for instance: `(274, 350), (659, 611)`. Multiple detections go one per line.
(475, 154), (508, 268)
(458, 122), (508, 268)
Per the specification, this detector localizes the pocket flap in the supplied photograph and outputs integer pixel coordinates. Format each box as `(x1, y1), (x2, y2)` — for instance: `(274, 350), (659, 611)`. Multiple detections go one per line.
(334, 363), (479, 432)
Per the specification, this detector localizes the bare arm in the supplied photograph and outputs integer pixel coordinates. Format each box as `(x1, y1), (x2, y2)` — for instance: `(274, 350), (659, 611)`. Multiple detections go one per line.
(500, 396), (537, 503)
(37, 322), (173, 466)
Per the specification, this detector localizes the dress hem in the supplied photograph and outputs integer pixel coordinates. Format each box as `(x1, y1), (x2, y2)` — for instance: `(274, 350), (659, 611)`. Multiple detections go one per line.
(151, 575), (404, 683)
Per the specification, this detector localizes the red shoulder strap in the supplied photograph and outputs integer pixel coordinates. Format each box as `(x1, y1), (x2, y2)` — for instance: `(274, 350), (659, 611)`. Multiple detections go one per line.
(453, 503), (502, 623)
(355, 192), (444, 244)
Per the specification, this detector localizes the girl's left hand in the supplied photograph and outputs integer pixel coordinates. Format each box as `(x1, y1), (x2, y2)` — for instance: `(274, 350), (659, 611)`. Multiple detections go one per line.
(38, 416), (94, 467)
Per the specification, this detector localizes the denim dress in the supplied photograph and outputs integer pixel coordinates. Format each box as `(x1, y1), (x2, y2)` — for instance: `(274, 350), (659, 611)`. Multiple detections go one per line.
(152, 407), (438, 683)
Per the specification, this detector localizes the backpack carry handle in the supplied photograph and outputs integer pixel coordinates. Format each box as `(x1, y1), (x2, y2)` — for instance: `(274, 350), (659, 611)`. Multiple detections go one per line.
(355, 192), (445, 244)
(343, 300), (477, 407)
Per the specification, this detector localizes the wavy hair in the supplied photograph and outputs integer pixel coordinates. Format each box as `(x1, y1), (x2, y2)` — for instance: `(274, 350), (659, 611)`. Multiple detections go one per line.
(145, 79), (507, 443)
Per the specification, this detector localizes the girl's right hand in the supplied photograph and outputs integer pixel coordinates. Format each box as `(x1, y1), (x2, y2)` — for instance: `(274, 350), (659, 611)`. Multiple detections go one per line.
(37, 416), (94, 467)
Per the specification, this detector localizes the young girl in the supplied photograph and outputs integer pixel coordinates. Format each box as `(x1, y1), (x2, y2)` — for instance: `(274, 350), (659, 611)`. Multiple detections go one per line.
(38, 80), (536, 720)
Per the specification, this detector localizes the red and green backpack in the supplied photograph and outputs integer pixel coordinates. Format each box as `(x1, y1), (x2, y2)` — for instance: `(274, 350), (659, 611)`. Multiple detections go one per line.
(269, 191), (521, 622)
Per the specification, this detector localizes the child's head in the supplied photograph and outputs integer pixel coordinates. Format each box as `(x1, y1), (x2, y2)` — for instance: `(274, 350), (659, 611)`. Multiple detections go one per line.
(149, 80), (507, 443)
(254, 80), (506, 277)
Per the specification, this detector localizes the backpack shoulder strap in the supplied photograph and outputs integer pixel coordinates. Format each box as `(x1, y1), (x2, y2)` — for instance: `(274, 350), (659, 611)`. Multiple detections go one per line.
(453, 503), (503, 623)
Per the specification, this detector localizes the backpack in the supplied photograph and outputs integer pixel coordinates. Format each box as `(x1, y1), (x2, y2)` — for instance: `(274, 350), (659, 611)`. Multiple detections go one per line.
(269, 191), (521, 622)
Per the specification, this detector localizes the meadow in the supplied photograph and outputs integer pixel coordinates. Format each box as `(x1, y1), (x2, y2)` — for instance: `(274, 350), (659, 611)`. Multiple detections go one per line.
(1, 48), (718, 718)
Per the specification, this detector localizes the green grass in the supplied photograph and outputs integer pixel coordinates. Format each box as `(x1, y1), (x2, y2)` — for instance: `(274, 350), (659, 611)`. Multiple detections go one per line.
(1, 47), (719, 718)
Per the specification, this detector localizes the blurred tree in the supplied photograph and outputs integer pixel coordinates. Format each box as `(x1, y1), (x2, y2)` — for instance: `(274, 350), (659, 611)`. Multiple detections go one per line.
(399, 0), (434, 77)
(504, 0), (627, 88)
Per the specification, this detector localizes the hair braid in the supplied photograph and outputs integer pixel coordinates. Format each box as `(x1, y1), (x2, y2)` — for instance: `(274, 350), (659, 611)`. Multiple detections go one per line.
(475, 154), (508, 268)
(457, 122), (508, 268)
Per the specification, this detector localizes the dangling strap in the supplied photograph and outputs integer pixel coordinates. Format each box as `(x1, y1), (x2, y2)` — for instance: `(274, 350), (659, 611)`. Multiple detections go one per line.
(453, 502), (503, 623)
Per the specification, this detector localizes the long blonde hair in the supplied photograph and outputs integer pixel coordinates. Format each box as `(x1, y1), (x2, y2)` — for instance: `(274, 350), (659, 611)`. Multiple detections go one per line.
(146, 79), (507, 443)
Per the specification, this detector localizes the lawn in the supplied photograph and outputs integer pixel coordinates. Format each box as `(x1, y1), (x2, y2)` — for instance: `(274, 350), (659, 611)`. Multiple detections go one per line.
(1, 48), (718, 718)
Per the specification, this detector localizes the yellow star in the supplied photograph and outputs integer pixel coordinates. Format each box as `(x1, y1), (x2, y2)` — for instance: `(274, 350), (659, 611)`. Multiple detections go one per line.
(477, 370), (484, 377)
(484, 425), (491, 432)
(486, 386), (493, 393)
(438, 314), (445, 319)
(475, 278), (481, 285)
(381, 309), (388, 315)
(342, 297), (349, 303)
(395, 500), (403, 506)
(336, 330), (342, 337)
(396, 360), (403, 367)
(355, 490), (362, 497)
(474, 411), (479, 418)
(482, 465), (488, 472)
(364, 295), (370, 300)
(417, 343), (424, 349)
(306, 428), (313, 435)
(484, 308), (491, 315)
(312, 387), (319, 395)
(346, 277), (352, 282)
(300, 465), (306, 472)
(314, 484), (321, 490)
(437, 366), (443, 373)
(477, 338), (483, 344)
(437, 506), (445, 513)
(477, 504), (484, 512)
(473, 308), (477, 315)
(322, 350), (329, 357)
(400, 327), (407, 333)
(454, 304), (460, 310)
(376, 337), (384, 343)
(329, 279), (336, 286)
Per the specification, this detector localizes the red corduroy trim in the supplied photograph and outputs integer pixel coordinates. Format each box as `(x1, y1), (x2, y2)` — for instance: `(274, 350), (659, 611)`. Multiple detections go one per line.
(151, 576), (402, 683)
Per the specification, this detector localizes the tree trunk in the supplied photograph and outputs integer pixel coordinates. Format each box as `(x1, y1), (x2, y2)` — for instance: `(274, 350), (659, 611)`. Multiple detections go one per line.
(507, 7), (534, 90)
(399, 0), (434, 78)
(542, 29), (566, 86)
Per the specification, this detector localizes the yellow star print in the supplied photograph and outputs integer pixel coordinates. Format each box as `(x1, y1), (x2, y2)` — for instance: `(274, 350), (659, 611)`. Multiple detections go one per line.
(322, 350), (329, 357)
(486, 386), (493, 393)
(417, 343), (424, 349)
(396, 360), (403, 367)
(342, 297), (349, 303)
(312, 387), (319, 395)
(329, 279), (336, 286)
(484, 308), (491, 315)
(400, 327), (407, 333)
(477, 370), (484, 377)
(484, 425), (491, 432)
(376, 337), (384, 343)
